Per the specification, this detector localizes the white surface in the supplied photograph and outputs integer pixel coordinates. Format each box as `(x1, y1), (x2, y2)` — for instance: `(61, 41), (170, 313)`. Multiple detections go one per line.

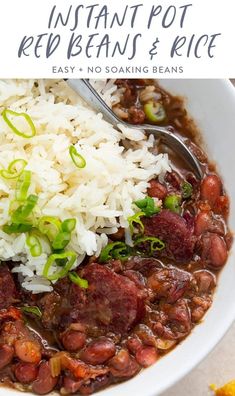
(1, 80), (235, 396)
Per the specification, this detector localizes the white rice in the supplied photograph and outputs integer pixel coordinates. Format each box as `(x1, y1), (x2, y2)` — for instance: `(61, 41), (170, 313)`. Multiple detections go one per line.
(0, 79), (171, 293)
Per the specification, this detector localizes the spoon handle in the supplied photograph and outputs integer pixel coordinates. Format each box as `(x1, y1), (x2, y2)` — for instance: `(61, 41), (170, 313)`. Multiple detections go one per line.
(67, 79), (203, 179)
(67, 79), (125, 127)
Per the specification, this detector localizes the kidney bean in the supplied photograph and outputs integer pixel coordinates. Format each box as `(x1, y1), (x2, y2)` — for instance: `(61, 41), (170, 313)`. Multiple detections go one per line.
(200, 175), (222, 207)
(62, 330), (86, 352)
(62, 376), (82, 394)
(201, 233), (228, 269)
(32, 361), (58, 395)
(147, 180), (168, 200)
(14, 362), (38, 384)
(128, 106), (146, 124)
(194, 211), (224, 236)
(194, 270), (216, 294)
(0, 344), (14, 369)
(135, 346), (158, 367)
(214, 195), (229, 217)
(80, 338), (116, 365)
(126, 337), (142, 354)
(15, 340), (42, 364)
(109, 349), (140, 378)
(79, 375), (110, 395)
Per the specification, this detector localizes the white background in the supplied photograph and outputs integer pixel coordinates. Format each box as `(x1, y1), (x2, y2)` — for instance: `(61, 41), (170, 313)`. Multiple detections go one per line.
(0, 0), (234, 78)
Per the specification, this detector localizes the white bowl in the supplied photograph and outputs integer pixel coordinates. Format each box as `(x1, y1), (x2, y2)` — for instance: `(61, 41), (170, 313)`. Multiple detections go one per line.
(2, 79), (235, 396)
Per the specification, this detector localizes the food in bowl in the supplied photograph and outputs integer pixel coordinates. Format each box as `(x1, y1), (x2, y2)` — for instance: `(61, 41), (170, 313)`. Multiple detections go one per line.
(0, 79), (231, 395)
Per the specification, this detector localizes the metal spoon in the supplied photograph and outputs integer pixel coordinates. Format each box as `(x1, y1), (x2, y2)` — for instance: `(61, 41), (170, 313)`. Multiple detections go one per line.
(66, 79), (203, 179)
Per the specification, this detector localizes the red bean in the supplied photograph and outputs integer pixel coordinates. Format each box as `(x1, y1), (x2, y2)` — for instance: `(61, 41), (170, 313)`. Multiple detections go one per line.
(62, 376), (82, 394)
(194, 211), (224, 236)
(126, 337), (142, 354)
(62, 330), (86, 352)
(201, 233), (228, 269)
(15, 362), (38, 384)
(15, 340), (42, 364)
(200, 175), (222, 207)
(214, 195), (229, 217)
(135, 346), (158, 367)
(0, 344), (14, 369)
(194, 270), (216, 294)
(32, 361), (58, 395)
(80, 338), (116, 365)
(109, 349), (140, 378)
(148, 180), (167, 200)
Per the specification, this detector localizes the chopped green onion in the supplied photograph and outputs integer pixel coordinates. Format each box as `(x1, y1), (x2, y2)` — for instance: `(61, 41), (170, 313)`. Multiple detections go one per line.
(69, 146), (86, 169)
(0, 159), (27, 180)
(134, 196), (160, 217)
(164, 195), (181, 214)
(52, 231), (71, 250)
(99, 241), (131, 263)
(3, 223), (33, 234)
(134, 236), (165, 254)
(26, 234), (42, 257)
(144, 102), (166, 123)
(182, 181), (193, 199)
(61, 218), (76, 233)
(39, 216), (61, 240)
(11, 194), (38, 224)
(127, 212), (145, 235)
(68, 271), (88, 289)
(2, 109), (36, 138)
(43, 251), (77, 281)
(15, 170), (31, 201)
(21, 306), (42, 318)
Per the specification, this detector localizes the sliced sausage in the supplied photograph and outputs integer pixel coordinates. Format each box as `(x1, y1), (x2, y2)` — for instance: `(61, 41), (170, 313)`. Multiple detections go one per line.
(70, 264), (146, 334)
(80, 338), (116, 365)
(0, 266), (17, 309)
(143, 209), (195, 262)
(32, 361), (58, 395)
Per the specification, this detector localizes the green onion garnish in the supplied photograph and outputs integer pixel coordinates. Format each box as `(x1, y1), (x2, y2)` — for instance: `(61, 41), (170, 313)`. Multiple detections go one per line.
(39, 216), (62, 240)
(61, 218), (76, 233)
(69, 145), (86, 169)
(2, 109), (36, 138)
(21, 306), (42, 318)
(134, 196), (160, 217)
(11, 194), (38, 224)
(134, 236), (165, 254)
(26, 234), (42, 257)
(52, 231), (71, 250)
(182, 181), (193, 199)
(164, 195), (181, 214)
(99, 241), (131, 263)
(144, 102), (166, 123)
(15, 170), (31, 201)
(127, 212), (145, 235)
(68, 271), (88, 289)
(43, 251), (77, 281)
(3, 223), (33, 234)
(0, 159), (27, 180)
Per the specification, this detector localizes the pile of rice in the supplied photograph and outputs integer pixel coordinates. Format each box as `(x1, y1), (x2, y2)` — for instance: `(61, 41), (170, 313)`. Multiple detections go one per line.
(0, 79), (171, 293)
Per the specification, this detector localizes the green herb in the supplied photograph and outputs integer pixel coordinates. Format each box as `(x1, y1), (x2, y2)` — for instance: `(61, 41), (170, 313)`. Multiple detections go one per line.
(2, 109), (36, 138)
(11, 194), (38, 224)
(15, 170), (31, 201)
(144, 102), (166, 123)
(43, 251), (77, 281)
(26, 234), (42, 257)
(52, 231), (71, 250)
(182, 181), (193, 199)
(61, 218), (76, 233)
(134, 196), (160, 217)
(69, 146), (86, 169)
(39, 216), (62, 240)
(127, 212), (145, 235)
(164, 195), (181, 214)
(3, 223), (33, 234)
(68, 271), (88, 289)
(134, 236), (165, 254)
(21, 306), (42, 318)
(99, 241), (131, 263)
(0, 159), (27, 180)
